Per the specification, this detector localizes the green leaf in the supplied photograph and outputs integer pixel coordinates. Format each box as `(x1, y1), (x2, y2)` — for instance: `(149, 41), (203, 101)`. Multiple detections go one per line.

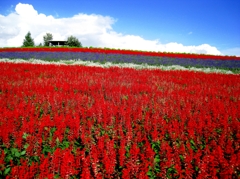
(15, 151), (21, 158)
(11, 148), (18, 155)
(4, 148), (9, 155)
(155, 166), (161, 173)
(179, 154), (184, 161)
(42, 146), (53, 155)
(154, 154), (161, 163)
(147, 171), (153, 176)
(4, 167), (11, 176)
(100, 129), (105, 136)
(50, 127), (57, 136)
(63, 141), (70, 148)
(151, 141), (160, 153)
(190, 139), (197, 152)
(147, 170), (156, 179)
(23, 143), (29, 149)
(29, 155), (40, 164)
(5, 155), (13, 163)
(74, 141), (80, 147)
(54, 174), (60, 178)
(21, 151), (26, 156)
(22, 132), (28, 139)
(190, 139), (195, 145)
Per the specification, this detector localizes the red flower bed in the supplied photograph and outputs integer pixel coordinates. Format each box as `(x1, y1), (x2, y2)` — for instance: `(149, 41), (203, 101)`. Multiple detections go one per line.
(0, 62), (239, 178)
(1, 47), (240, 60)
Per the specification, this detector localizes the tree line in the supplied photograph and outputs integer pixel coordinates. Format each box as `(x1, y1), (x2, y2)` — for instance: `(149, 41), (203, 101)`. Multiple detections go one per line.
(22, 32), (82, 47)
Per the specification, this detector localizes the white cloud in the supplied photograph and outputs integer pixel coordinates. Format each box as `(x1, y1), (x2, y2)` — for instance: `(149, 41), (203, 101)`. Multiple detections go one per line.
(221, 47), (240, 57)
(15, 3), (38, 17)
(0, 3), (223, 55)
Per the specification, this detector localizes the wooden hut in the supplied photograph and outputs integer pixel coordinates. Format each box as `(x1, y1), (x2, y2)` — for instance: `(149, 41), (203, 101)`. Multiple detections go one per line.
(48, 40), (67, 46)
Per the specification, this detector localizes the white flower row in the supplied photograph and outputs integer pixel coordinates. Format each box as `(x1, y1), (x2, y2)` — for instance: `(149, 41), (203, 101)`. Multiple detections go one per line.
(0, 58), (235, 74)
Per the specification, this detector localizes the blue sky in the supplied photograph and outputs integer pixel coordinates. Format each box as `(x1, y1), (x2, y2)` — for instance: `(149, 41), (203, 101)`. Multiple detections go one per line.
(0, 0), (240, 56)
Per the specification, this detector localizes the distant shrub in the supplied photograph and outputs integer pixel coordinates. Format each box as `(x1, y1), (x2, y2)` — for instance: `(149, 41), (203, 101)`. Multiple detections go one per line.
(22, 32), (35, 47)
(66, 36), (82, 47)
(43, 33), (53, 46)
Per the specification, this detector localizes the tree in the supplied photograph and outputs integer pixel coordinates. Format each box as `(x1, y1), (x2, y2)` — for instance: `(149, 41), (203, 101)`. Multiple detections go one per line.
(22, 31), (35, 47)
(43, 33), (53, 46)
(66, 36), (82, 47)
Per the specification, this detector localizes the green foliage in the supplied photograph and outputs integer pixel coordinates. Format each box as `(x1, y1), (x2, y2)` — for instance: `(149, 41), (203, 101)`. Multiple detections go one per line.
(166, 166), (178, 178)
(0, 141), (27, 177)
(190, 139), (198, 152)
(147, 167), (157, 179)
(58, 140), (70, 150)
(147, 141), (161, 178)
(151, 141), (161, 153)
(43, 33), (53, 46)
(22, 31), (35, 47)
(66, 35), (82, 47)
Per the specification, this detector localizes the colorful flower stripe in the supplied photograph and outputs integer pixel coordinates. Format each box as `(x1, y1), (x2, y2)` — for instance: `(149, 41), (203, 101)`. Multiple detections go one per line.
(0, 62), (239, 178)
(1, 51), (240, 70)
(0, 58), (235, 74)
(1, 47), (240, 60)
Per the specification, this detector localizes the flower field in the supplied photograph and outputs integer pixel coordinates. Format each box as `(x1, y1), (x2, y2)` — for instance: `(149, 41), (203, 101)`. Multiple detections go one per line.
(0, 48), (240, 178)
(1, 48), (240, 73)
